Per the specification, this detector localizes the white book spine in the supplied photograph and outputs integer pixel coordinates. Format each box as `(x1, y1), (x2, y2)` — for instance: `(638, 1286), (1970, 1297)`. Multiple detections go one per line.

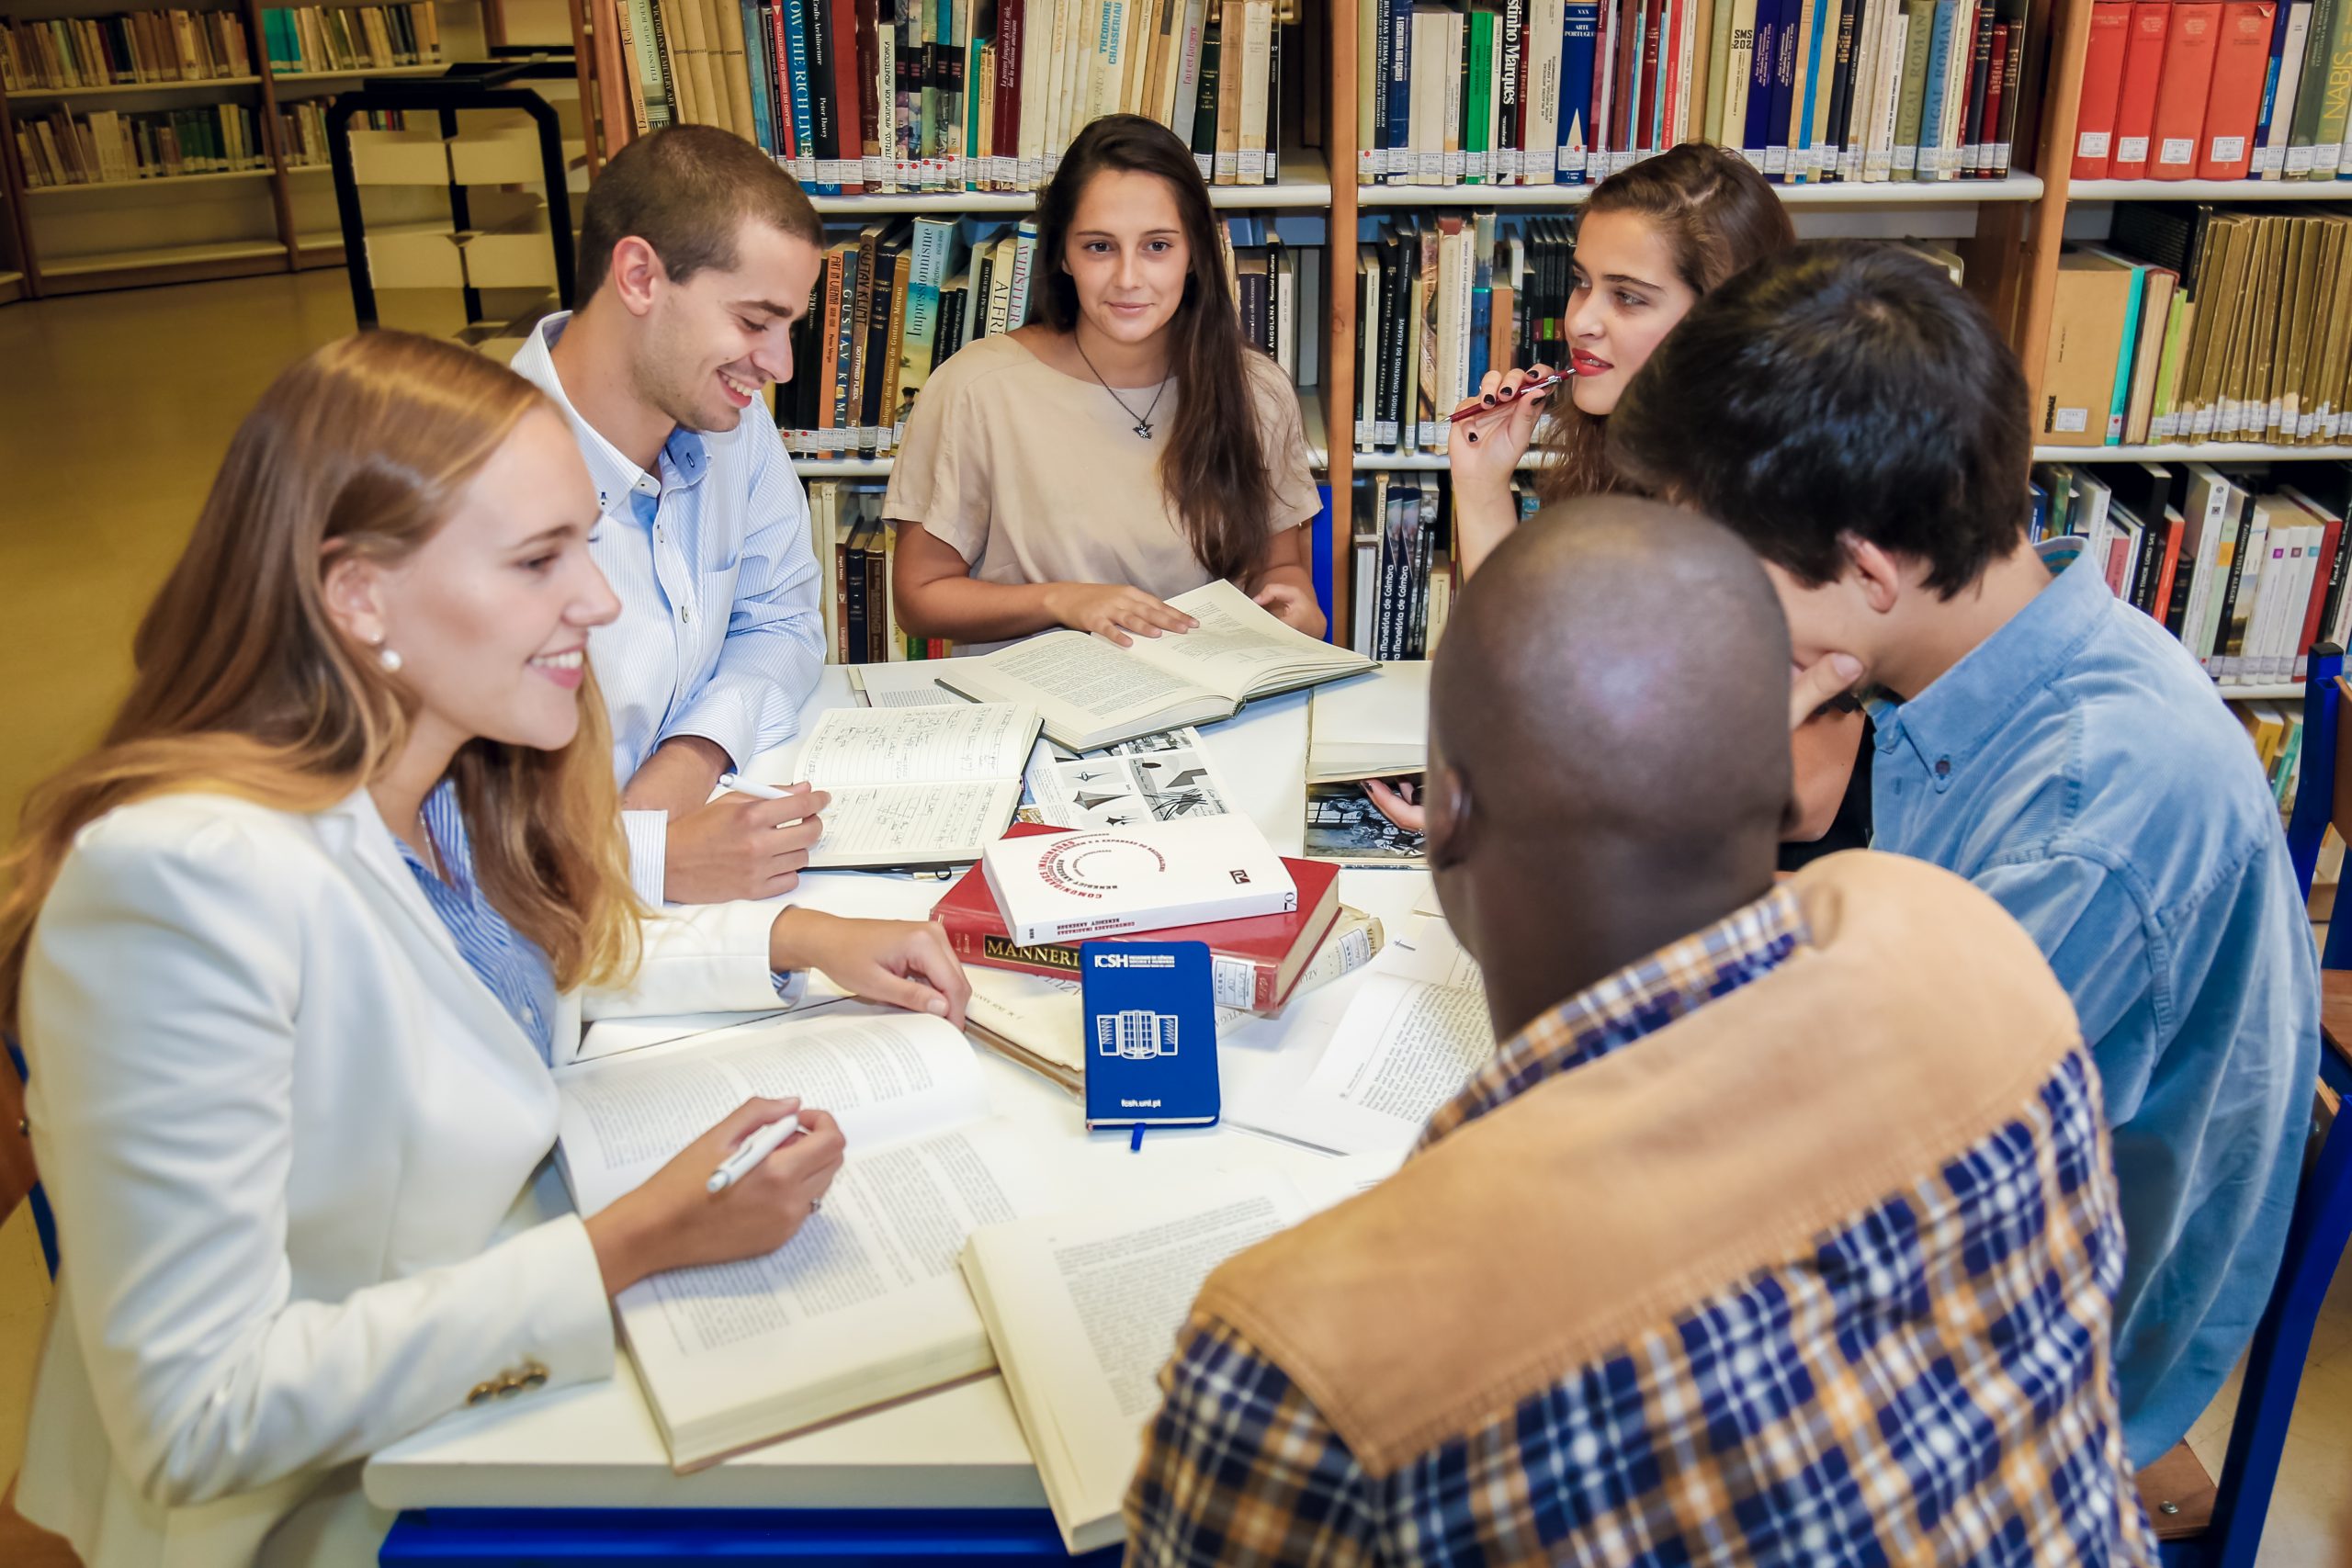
(1526, 0), (1565, 182)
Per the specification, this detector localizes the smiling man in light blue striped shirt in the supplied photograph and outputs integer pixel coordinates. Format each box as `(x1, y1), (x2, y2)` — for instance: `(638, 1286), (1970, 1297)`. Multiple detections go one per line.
(512, 127), (829, 907)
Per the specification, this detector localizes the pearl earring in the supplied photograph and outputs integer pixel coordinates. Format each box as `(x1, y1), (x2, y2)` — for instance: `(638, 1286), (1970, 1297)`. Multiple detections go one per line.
(373, 639), (403, 674)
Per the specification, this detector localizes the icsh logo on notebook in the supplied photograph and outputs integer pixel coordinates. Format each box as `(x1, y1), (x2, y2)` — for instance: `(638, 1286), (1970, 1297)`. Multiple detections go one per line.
(1091, 952), (1175, 968)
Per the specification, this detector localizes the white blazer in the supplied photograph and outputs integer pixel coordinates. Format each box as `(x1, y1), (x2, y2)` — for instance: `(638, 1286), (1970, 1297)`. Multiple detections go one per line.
(15, 789), (792, 1568)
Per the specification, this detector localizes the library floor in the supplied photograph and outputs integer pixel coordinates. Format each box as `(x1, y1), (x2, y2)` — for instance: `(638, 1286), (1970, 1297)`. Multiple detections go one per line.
(3, 274), (2352, 1562)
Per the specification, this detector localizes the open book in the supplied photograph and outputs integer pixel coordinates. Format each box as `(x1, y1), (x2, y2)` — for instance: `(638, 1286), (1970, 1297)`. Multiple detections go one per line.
(1307, 661), (1430, 783)
(553, 1009), (1062, 1470)
(960, 1177), (1317, 1554)
(939, 580), (1374, 750)
(780, 702), (1041, 869)
(1227, 918), (1491, 1157)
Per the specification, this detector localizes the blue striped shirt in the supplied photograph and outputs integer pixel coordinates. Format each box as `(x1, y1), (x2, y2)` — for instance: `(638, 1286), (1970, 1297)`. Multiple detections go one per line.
(511, 313), (827, 903)
(393, 779), (557, 1061)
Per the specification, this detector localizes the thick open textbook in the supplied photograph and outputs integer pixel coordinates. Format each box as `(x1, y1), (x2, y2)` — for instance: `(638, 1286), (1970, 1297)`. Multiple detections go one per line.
(780, 702), (1041, 869)
(939, 580), (1374, 750)
(553, 1009), (1062, 1469)
(960, 1177), (1318, 1554)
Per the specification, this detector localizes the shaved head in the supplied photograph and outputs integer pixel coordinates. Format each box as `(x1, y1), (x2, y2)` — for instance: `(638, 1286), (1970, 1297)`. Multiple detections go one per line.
(1426, 496), (1796, 1037)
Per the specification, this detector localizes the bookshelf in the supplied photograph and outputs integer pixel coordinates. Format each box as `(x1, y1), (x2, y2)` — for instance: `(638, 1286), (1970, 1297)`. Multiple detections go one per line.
(0, 0), (500, 294)
(561, 0), (2352, 646)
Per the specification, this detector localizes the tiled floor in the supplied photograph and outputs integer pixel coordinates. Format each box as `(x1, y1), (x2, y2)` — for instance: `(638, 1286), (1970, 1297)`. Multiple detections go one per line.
(2, 274), (2349, 1562)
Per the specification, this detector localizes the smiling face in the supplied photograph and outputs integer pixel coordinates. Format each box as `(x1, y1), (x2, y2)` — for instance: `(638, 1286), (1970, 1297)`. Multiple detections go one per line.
(1564, 209), (1703, 418)
(635, 215), (823, 433)
(1061, 167), (1193, 356)
(328, 408), (621, 757)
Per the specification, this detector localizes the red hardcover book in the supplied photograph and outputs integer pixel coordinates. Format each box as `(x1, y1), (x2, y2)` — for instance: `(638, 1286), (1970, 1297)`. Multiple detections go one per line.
(1616, 0), (1645, 158)
(2076, 0), (2134, 177)
(1657, 0), (1681, 152)
(1640, 0), (1666, 151)
(2197, 0), (2276, 176)
(1977, 21), (2009, 175)
(2110, 0), (2174, 178)
(2149, 0), (2222, 178)
(829, 0), (866, 192)
(2150, 507), (2187, 619)
(933, 825), (1345, 1013)
(2295, 505), (2345, 671)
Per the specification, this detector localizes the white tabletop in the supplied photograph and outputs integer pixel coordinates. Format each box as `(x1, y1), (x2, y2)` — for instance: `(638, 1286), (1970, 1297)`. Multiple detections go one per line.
(365, 667), (1432, 1513)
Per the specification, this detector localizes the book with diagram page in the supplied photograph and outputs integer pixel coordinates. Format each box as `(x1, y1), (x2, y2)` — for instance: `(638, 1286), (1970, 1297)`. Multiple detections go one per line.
(959, 1176), (1318, 1554)
(938, 579), (1374, 750)
(980, 815), (1297, 945)
(552, 1008), (1064, 1470)
(778, 701), (1041, 869)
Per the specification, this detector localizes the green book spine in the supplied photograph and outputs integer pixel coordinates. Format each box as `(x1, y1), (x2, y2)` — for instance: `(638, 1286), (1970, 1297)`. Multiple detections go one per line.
(2106, 261), (2145, 445)
(2152, 291), (2191, 441)
(1466, 5), (1493, 181)
(1706, 0), (1738, 143)
(2289, 0), (2345, 175)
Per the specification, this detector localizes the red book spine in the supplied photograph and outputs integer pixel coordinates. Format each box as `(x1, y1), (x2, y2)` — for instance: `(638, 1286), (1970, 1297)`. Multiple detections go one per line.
(830, 0), (866, 192)
(2198, 0), (2275, 177)
(771, 3), (797, 161)
(1978, 21), (2009, 175)
(2076, 0), (2134, 177)
(2150, 0), (2222, 177)
(1614, 0), (1644, 157)
(2300, 511), (2344, 666)
(993, 0), (1022, 191)
(2152, 511), (2187, 619)
(1639, 0), (1665, 151)
(2110, 0), (2174, 177)
(1658, 0), (1681, 152)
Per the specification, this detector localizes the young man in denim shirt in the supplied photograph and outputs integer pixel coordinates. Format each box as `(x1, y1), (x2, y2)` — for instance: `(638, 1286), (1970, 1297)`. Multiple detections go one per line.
(1608, 240), (2319, 1468)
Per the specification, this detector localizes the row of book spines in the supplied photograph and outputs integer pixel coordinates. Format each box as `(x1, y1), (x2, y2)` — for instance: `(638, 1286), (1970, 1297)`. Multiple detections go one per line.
(812, 485), (944, 662)
(2238, 702), (2306, 807)
(0, 11), (252, 90)
(2075, 0), (2352, 182)
(1351, 477), (1453, 660)
(1357, 0), (2026, 186)
(2034, 464), (2352, 683)
(277, 99), (338, 163)
(2064, 215), (2352, 448)
(17, 103), (266, 186)
(262, 6), (444, 73)
(620, 0), (1279, 197)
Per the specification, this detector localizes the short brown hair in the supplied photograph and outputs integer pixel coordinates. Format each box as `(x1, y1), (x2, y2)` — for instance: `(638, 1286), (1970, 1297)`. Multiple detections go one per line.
(576, 125), (822, 300)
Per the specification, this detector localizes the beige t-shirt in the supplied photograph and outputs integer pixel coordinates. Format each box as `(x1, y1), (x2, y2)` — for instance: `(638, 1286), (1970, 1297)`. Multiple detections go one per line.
(885, 333), (1320, 649)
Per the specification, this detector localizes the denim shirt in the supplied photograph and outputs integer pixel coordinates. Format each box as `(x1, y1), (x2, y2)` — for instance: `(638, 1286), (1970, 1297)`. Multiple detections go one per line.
(1868, 552), (2318, 1465)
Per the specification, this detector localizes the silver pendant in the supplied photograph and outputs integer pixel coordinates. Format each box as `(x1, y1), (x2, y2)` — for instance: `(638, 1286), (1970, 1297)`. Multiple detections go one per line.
(1134, 420), (1154, 439)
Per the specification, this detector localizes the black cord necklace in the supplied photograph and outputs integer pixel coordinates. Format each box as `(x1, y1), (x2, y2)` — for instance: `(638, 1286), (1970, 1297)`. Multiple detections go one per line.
(1072, 334), (1170, 440)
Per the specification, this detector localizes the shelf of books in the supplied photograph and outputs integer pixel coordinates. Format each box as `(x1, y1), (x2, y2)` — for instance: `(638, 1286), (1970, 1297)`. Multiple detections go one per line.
(0, 0), (494, 295)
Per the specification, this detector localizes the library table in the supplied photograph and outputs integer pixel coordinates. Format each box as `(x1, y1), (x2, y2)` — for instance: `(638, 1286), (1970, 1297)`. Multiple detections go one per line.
(367, 665), (1435, 1563)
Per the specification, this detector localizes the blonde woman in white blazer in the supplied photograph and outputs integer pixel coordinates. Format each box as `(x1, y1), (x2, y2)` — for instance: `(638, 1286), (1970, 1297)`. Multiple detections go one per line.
(0, 332), (973, 1568)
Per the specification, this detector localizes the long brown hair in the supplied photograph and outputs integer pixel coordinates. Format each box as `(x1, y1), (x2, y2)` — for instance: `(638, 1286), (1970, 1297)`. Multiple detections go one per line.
(1534, 142), (1795, 502)
(0, 332), (641, 1027)
(1035, 114), (1275, 582)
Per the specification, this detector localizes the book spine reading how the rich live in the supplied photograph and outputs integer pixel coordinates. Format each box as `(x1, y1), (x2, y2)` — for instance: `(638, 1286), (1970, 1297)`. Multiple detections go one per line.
(1353, 215), (1967, 457)
(2040, 209), (2352, 451)
(2030, 460), (2352, 703)
(616, 0), (1285, 193)
(0, 9), (254, 88)
(258, 5), (444, 73)
(775, 215), (1319, 468)
(16, 103), (269, 186)
(1351, 0), (2031, 185)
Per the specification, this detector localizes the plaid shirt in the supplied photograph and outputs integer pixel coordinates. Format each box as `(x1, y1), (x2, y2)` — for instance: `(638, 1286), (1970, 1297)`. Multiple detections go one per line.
(1126, 886), (2158, 1566)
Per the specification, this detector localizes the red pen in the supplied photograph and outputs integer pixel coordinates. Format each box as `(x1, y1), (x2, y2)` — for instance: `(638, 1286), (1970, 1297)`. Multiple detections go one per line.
(1448, 370), (1572, 423)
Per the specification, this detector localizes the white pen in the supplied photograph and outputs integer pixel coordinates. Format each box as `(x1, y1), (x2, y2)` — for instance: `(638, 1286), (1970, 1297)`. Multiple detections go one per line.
(718, 772), (789, 801)
(707, 1113), (803, 1194)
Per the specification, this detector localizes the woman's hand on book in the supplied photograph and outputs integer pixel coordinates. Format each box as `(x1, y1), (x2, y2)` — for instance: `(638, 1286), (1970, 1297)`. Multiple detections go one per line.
(772, 909), (972, 1028)
(585, 1099), (847, 1296)
(665, 784), (831, 904)
(1041, 582), (1198, 648)
(1252, 579), (1327, 638)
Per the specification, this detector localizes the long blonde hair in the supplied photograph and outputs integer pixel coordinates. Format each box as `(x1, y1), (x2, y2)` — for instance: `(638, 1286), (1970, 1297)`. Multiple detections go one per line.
(0, 331), (641, 1026)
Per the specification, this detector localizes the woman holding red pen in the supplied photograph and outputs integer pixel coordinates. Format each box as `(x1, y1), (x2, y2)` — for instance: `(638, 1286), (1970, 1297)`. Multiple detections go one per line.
(1443, 142), (1794, 580)
(1378, 146), (1872, 855)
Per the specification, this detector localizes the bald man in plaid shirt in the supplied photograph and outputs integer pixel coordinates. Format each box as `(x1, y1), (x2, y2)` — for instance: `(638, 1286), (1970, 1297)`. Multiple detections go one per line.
(1125, 500), (2157, 1566)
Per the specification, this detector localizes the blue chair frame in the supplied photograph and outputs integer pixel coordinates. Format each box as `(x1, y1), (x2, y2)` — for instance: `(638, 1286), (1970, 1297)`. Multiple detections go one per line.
(2158, 645), (2352, 1568)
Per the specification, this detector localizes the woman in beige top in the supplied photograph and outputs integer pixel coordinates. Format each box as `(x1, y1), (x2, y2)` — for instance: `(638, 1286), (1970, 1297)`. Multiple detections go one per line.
(888, 114), (1325, 652)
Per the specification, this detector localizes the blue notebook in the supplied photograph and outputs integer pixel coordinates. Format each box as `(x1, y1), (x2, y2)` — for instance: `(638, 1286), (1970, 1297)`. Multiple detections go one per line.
(1080, 942), (1221, 1132)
